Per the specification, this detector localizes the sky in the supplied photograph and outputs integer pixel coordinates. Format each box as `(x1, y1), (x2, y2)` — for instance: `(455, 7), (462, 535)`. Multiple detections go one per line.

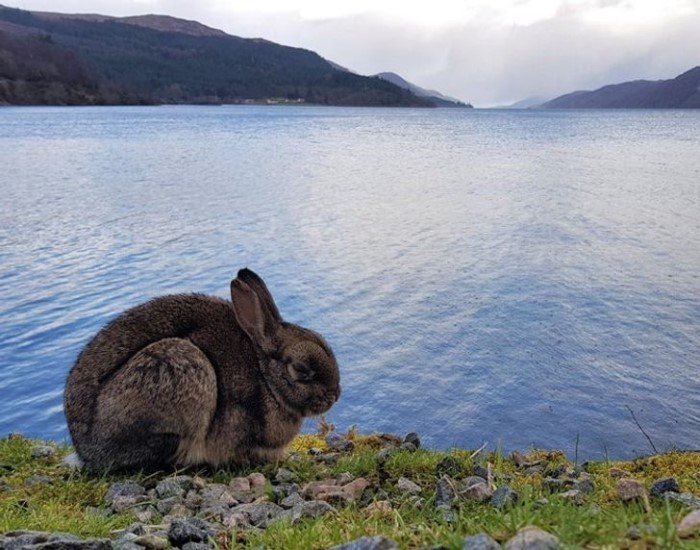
(9, 0), (700, 106)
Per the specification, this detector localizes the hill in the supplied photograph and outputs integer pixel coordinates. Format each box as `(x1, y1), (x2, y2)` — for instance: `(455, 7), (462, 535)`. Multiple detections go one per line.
(375, 71), (472, 107)
(0, 5), (430, 107)
(542, 67), (700, 109)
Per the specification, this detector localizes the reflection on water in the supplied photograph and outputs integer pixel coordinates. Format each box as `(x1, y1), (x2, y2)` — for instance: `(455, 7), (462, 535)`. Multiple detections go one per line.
(0, 106), (698, 459)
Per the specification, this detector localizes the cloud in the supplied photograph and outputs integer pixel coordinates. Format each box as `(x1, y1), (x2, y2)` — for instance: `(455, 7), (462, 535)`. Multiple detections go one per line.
(9, 0), (700, 106)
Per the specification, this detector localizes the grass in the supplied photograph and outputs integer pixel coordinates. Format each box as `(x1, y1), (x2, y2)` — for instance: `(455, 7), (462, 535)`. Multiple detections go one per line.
(1, 432), (699, 549)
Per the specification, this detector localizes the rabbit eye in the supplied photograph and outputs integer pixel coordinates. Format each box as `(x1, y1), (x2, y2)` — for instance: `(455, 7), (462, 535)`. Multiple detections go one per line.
(292, 362), (315, 382)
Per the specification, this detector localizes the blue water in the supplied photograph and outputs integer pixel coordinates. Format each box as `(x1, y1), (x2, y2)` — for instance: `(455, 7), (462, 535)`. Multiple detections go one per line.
(0, 106), (698, 459)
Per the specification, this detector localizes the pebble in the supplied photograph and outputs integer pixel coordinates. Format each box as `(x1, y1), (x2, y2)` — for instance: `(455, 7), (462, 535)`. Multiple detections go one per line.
(155, 476), (193, 499)
(666, 492), (700, 509)
(133, 534), (169, 550)
(460, 481), (493, 503)
(331, 535), (400, 550)
(678, 509), (700, 538)
(0, 531), (111, 550)
(275, 468), (298, 483)
(650, 477), (680, 496)
(181, 544), (213, 550)
(280, 492), (305, 509)
(404, 433), (421, 449)
(616, 478), (646, 502)
(397, 477), (421, 495)
(326, 432), (354, 452)
(104, 481), (146, 506)
(31, 445), (56, 459)
(167, 518), (217, 547)
(491, 486), (519, 509)
(626, 524), (656, 540)
(574, 478), (594, 494)
(25, 474), (52, 486)
(503, 526), (560, 549)
(286, 499), (336, 522)
(462, 533), (501, 550)
(228, 501), (285, 528)
(435, 475), (457, 507)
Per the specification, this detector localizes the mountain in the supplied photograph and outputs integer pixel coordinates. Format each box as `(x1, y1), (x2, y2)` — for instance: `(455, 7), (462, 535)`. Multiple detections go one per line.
(0, 5), (430, 107)
(499, 96), (548, 109)
(375, 72), (472, 108)
(542, 67), (700, 109)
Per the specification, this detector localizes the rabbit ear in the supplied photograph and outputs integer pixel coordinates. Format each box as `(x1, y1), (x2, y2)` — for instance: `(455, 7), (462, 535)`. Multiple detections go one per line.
(231, 277), (277, 349)
(236, 268), (282, 322)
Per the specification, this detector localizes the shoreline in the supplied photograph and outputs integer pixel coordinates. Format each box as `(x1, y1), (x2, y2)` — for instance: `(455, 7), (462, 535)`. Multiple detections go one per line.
(1, 431), (699, 548)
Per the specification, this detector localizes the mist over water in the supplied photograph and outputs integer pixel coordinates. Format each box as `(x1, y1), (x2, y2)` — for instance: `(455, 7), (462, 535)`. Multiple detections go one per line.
(0, 105), (698, 459)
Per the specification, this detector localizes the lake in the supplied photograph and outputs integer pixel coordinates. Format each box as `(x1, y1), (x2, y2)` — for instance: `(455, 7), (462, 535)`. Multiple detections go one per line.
(0, 105), (698, 459)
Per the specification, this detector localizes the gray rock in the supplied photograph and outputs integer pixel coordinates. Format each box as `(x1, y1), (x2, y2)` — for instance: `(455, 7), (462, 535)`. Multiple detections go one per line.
(133, 535), (168, 550)
(376, 447), (395, 463)
(331, 536), (399, 550)
(473, 465), (489, 480)
(666, 492), (700, 509)
(462, 533), (501, 549)
(156, 497), (183, 515)
(617, 478), (646, 501)
(280, 492), (305, 509)
(318, 453), (339, 465)
(155, 476), (193, 499)
(286, 500), (336, 523)
(167, 518), (217, 547)
(435, 475), (456, 507)
(181, 544), (213, 550)
(463, 476), (488, 488)
(133, 507), (156, 523)
(491, 486), (519, 509)
(229, 502), (285, 528)
(1, 532), (111, 550)
(626, 524), (656, 540)
(112, 541), (143, 550)
(31, 445), (56, 459)
(60, 453), (83, 470)
(124, 523), (145, 536)
(112, 495), (149, 513)
(199, 484), (237, 507)
(198, 504), (230, 522)
(336, 472), (355, 485)
(503, 526), (560, 549)
(400, 442), (418, 452)
(274, 468), (298, 483)
(459, 481), (493, 503)
(326, 432), (354, 452)
(397, 477), (421, 495)
(105, 481), (146, 506)
(678, 509), (700, 538)
(650, 477), (680, 496)
(574, 479), (594, 494)
(25, 474), (52, 486)
(36, 540), (111, 550)
(404, 433), (421, 449)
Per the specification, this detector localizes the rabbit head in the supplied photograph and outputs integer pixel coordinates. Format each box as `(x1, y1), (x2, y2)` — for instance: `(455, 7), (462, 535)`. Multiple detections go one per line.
(231, 268), (340, 416)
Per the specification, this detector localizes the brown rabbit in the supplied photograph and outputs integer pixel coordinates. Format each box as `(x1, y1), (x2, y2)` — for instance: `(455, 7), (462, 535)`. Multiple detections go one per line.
(64, 268), (340, 471)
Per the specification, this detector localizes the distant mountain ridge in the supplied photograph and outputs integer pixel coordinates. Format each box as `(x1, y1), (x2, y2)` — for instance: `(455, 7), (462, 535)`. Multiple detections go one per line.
(0, 4), (432, 107)
(541, 67), (700, 108)
(375, 72), (472, 107)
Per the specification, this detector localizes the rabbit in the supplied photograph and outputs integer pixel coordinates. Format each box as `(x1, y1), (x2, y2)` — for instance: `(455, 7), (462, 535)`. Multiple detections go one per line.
(64, 268), (340, 472)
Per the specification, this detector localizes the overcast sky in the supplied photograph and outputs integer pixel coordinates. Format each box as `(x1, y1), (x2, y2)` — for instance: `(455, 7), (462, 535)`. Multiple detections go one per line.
(10, 0), (700, 106)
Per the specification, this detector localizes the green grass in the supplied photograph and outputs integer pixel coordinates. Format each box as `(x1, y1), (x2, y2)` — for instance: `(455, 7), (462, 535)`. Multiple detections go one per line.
(1, 433), (699, 549)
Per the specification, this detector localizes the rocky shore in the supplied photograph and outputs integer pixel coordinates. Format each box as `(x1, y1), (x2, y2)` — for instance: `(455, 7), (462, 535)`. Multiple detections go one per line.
(0, 431), (699, 549)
